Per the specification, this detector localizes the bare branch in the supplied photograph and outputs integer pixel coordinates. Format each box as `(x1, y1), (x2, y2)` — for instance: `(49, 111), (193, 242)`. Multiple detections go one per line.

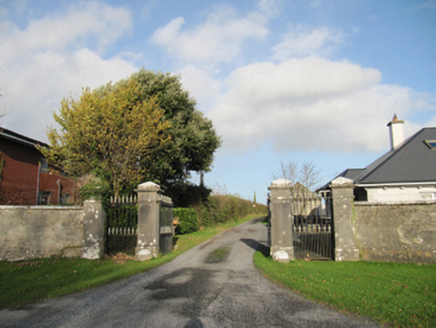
(300, 160), (321, 191)
(272, 160), (321, 192)
(272, 160), (298, 183)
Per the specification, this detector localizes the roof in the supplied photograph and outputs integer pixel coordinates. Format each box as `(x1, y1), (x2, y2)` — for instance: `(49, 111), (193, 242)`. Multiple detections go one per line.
(0, 127), (48, 149)
(318, 127), (436, 190)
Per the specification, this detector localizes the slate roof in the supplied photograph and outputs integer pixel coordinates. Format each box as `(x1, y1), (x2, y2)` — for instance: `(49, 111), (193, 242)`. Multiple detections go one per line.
(318, 127), (436, 190)
(0, 127), (48, 148)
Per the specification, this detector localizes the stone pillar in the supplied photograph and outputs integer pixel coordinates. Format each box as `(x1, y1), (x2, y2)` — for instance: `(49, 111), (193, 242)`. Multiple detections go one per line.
(82, 197), (105, 260)
(135, 182), (162, 261)
(268, 179), (294, 262)
(330, 177), (360, 261)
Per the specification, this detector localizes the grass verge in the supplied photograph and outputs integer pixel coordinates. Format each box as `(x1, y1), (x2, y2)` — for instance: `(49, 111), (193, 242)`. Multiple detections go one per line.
(253, 251), (436, 327)
(0, 214), (263, 309)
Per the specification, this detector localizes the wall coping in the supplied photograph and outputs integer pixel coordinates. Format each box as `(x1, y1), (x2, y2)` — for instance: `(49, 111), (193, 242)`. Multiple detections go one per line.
(354, 200), (436, 206)
(0, 205), (82, 210)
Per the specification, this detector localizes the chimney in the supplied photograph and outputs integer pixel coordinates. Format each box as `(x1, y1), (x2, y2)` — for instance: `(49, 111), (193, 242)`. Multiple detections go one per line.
(387, 114), (404, 150)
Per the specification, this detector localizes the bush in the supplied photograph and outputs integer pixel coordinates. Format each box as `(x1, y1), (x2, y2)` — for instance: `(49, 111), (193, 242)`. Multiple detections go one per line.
(193, 194), (268, 227)
(174, 208), (199, 235)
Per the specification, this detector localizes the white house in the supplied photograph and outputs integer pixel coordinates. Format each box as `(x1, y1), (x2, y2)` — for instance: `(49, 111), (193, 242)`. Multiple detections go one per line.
(319, 115), (436, 203)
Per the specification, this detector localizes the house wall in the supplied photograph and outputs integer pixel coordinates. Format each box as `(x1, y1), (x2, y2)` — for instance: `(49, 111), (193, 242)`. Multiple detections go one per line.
(0, 205), (83, 260)
(366, 185), (436, 203)
(354, 201), (436, 264)
(39, 172), (76, 204)
(0, 138), (40, 205)
(0, 138), (76, 205)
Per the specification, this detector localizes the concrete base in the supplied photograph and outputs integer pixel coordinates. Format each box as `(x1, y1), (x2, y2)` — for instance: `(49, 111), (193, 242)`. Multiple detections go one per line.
(135, 246), (158, 261)
(136, 248), (153, 261)
(271, 246), (294, 263)
(335, 248), (359, 261)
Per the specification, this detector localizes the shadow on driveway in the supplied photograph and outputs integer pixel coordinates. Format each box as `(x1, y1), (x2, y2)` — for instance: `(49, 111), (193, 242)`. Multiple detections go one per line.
(240, 238), (269, 256)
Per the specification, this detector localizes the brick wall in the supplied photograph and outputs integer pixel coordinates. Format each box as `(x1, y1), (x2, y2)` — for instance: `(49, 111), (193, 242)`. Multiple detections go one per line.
(0, 138), (76, 205)
(0, 138), (40, 205)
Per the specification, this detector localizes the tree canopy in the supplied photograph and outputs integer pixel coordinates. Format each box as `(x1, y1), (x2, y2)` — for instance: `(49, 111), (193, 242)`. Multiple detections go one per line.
(41, 69), (221, 199)
(96, 69), (221, 188)
(40, 80), (171, 197)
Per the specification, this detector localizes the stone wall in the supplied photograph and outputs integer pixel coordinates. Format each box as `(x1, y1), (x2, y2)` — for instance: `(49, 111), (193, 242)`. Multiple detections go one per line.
(0, 199), (105, 261)
(354, 202), (436, 264)
(0, 206), (83, 260)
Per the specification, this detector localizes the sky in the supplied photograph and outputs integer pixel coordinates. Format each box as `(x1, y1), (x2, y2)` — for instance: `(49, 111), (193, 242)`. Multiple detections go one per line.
(1, 0), (435, 203)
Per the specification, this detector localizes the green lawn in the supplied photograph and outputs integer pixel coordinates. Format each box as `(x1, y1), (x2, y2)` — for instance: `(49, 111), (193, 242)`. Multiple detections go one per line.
(254, 251), (436, 327)
(0, 214), (263, 309)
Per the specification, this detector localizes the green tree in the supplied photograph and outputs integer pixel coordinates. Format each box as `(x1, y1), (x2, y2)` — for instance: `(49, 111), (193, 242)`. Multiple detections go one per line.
(39, 80), (171, 198)
(96, 69), (221, 190)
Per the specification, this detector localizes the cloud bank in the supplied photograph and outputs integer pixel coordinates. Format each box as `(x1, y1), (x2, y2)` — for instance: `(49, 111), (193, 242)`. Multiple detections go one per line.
(209, 57), (420, 153)
(157, 1), (432, 154)
(1, 0), (434, 155)
(0, 2), (137, 140)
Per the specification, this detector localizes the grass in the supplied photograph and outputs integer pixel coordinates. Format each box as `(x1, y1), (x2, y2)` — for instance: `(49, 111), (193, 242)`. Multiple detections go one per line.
(253, 251), (436, 327)
(0, 214), (264, 309)
(204, 245), (231, 263)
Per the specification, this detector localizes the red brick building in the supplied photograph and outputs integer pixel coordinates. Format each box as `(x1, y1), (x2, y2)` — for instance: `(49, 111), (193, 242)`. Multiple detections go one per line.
(0, 128), (77, 205)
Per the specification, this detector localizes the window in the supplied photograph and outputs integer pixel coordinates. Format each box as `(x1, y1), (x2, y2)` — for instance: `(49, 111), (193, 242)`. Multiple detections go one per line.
(39, 157), (49, 173)
(424, 140), (436, 149)
(39, 191), (51, 205)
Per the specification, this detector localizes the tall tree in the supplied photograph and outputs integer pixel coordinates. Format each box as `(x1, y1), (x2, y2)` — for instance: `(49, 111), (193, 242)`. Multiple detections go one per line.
(39, 80), (171, 198)
(96, 69), (221, 189)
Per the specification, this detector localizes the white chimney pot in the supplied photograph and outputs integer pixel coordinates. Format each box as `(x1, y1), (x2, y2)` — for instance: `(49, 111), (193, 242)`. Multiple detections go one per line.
(387, 114), (405, 150)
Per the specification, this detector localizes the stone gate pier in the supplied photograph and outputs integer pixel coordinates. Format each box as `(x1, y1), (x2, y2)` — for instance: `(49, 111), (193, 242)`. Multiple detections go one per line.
(268, 179), (294, 262)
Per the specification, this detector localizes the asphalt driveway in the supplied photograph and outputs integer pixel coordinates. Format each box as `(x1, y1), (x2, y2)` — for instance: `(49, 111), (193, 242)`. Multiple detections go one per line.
(0, 217), (377, 327)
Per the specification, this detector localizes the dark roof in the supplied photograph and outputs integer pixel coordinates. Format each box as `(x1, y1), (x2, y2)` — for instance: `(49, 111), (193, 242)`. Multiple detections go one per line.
(356, 128), (436, 184)
(0, 127), (48, 149)
(318, 127), (436, 190)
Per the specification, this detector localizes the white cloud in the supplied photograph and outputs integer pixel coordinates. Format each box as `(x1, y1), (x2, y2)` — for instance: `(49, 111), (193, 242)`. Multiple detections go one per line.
(273, 25), (346, 60)
(1, 1), (132, 59)
(209, 57), (430, 153)
(0, 1), (137, 141)
(150, 3), (273, 64)
(179, 65), (223, 113)
(224, 57), (381, 104)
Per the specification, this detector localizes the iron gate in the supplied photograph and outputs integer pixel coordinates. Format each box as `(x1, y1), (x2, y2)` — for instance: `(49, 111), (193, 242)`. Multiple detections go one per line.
(159, 196), (173, 255)
(291, 192), (334, 260)
(105, 195), (138, 255)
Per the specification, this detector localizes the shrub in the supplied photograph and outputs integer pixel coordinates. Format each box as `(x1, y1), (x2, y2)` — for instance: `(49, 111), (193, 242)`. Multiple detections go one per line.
(174, 208), (199, 234)
(193, 194), (268, 228)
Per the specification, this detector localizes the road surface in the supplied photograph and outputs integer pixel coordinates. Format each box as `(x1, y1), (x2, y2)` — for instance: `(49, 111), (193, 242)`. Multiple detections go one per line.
(0, 217), (377, 327)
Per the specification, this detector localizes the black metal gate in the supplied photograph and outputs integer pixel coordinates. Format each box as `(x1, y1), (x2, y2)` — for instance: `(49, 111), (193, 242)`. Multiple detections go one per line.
(159, 196), (173, 255)
(105, 195), (138, 256)
(291, 192), (334, 260)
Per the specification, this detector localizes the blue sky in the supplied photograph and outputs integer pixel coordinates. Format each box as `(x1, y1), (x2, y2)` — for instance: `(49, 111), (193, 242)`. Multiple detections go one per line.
(1, 0), (435, 203)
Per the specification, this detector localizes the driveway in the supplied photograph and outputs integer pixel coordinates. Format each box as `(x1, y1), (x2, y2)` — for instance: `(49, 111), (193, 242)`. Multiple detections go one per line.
(0, 217), (377, 327)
